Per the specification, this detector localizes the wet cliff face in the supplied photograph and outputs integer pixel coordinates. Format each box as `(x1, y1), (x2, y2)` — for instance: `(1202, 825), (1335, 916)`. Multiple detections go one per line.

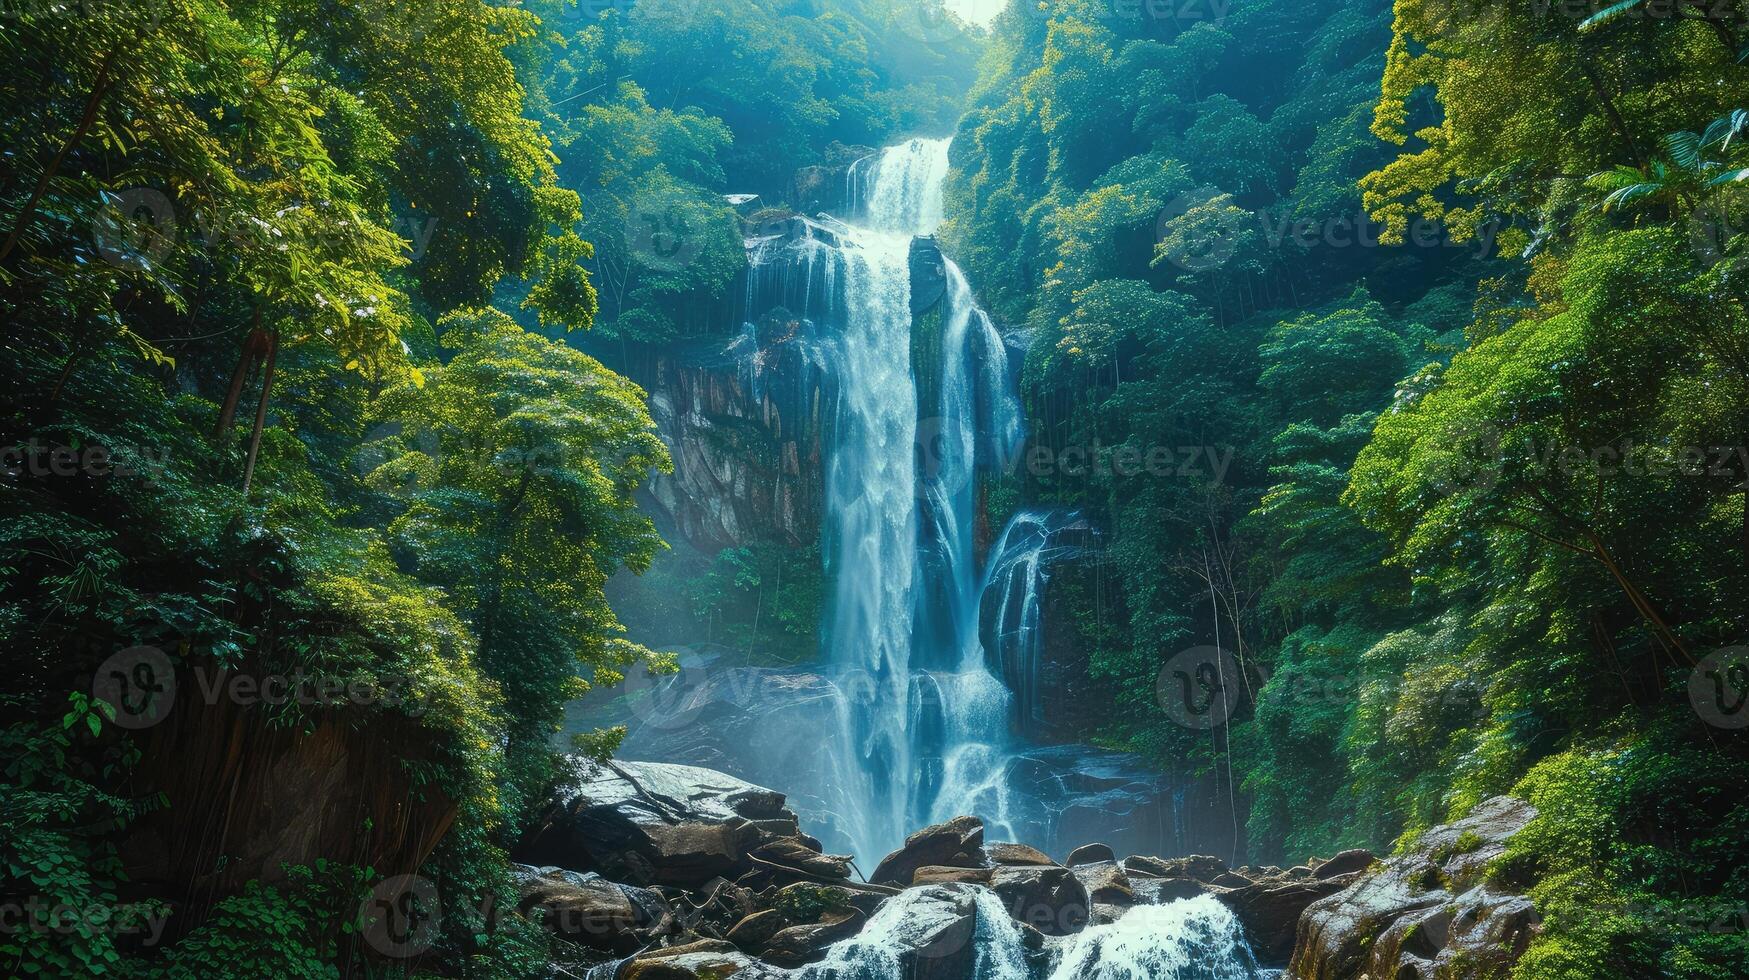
(637, 218), (956, 557)
(977, 512), (1124, 743)
(789, 142), (876, 216)
(642, 316), (831, 553)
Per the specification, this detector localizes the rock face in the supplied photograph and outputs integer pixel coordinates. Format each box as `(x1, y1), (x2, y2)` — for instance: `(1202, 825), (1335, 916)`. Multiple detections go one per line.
(1290, 796), (1543, 980)
(514, 759), (821, 889)
(790, 142), (876, 214)
(977, 512), (1112, 740)
(989, 863), (1090, 936)
(909, 236), (948, 315)
(871, 815), (986, 886)
(638, 322), (829, 553)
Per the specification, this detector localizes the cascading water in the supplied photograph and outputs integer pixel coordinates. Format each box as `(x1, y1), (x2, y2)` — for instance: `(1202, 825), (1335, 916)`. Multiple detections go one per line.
(814, 137), (1035, 861)
(601, 134), (1237, 870)
(1045, 897), (1265, 980)
(586, 136), (1267, 978)
(980, 510), (1090, 730)
(791, 891), (1264, 980)
(816, 141), (930, 862)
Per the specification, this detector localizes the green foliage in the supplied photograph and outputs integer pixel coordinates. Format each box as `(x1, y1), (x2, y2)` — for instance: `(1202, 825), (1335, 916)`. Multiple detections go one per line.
(773, 883), (852, 923)
(514, 0), (982, 341)
(363, 307), (671, 809)
(1507, 737), (1749, 979)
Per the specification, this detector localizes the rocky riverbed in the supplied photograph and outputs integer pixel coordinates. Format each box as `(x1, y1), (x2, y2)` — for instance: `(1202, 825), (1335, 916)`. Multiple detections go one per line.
(510, 757), (1543, 979)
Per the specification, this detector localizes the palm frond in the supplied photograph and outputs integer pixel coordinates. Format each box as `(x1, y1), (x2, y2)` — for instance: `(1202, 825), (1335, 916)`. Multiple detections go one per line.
(1578, 0), (1647, 33)
(1702, 109), (1749, 153)
(1663, 131), (1702, 171)
(1585, 165), (1648, 193)
(1601, 183), (1663, 213)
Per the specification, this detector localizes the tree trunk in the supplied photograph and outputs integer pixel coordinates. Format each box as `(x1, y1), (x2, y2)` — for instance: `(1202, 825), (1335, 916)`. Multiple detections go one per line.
(215, 310), (266, 442)
(1, 49), (118, 265)
(240, 329), (278, 498)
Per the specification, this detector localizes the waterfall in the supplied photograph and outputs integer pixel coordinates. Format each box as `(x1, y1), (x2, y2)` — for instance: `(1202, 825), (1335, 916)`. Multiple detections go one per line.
(813, 137), (1039, 861)
(980, 510), (1089, 730)
(1045, 897), (1264, 980)
(794, 892), (1263, 980)
(595, 134), (1232, 870)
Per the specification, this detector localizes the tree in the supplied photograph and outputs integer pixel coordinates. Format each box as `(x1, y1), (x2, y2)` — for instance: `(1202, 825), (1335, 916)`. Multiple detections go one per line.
(364, 308), (672, 807)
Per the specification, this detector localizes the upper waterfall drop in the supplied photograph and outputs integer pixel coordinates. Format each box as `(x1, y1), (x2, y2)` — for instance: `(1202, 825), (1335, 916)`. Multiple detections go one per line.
(848, 138), (954, 234)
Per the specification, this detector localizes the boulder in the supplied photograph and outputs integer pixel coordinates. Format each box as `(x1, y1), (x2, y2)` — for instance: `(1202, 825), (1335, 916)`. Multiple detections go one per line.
(1071, 861), (1135, 905)
(810, 884), (982, 980)
(748, 836), (854, 883)
(871, 815), (985, 886)
(725, 909), (787, 951)
(987, 842), (1057, 867)
(1314, 848), (1377, 880)
(1131, 876), (1213, 904)
(1066, 842), (1116, 867)
(990, 864), (1090, 936)
(1090, 902), (1130, 925)
(515, 868), (646, 954)
(1123, 853), (1227, 882)
(760, 908), (865, 966)
(515, 759), (798, 889)
(623, 942), (785, 980)
(1289, 796), (1542, 979)
(913, 865), (994, 886)
(1223, 873), (1360, 965)
(834, 879), (902, 917)
(909, 236), (948, 314)
(1210, 870), (1256, 889)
